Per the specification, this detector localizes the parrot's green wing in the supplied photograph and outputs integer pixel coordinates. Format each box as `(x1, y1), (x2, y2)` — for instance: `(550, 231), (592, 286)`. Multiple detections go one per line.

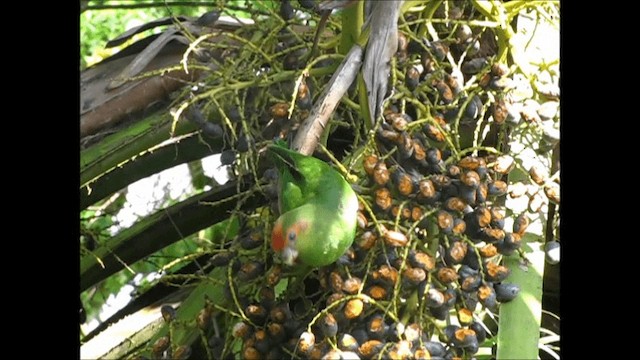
(267, 142), (334, 213)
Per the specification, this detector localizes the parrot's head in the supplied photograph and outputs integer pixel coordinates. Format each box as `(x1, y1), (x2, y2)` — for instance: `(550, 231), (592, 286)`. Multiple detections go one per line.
(271, 213), (310, 266)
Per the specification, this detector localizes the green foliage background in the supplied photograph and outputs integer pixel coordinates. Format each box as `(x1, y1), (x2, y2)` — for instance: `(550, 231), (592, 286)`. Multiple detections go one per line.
(81, 1), (211, 326)
(80, 0), (212, 69)
(80, 1), (269, 328)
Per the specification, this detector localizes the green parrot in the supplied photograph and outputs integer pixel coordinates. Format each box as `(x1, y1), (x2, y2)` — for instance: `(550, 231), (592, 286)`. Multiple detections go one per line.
(267, 141), (359, 267)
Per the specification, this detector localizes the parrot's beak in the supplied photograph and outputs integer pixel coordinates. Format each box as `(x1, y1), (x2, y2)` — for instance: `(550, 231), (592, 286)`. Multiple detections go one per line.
(280, 246), (299, 266)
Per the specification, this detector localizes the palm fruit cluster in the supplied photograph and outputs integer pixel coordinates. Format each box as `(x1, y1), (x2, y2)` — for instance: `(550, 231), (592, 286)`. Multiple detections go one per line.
(218, 11), (541, 360)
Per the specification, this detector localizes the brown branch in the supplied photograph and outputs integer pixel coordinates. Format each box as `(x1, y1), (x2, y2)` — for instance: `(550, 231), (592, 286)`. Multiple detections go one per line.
(86, 2), (216, 10)
(85, 2), (270, 16)
(292, 45), (363, 156)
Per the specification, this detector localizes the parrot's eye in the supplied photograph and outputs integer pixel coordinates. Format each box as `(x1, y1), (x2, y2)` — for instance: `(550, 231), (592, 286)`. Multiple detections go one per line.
(288, 231), (297, 242)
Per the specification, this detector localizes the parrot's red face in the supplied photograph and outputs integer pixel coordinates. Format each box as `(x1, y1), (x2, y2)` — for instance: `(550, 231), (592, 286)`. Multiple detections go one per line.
(271, 218), (286, 252)
(272, 217), (309, 265)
